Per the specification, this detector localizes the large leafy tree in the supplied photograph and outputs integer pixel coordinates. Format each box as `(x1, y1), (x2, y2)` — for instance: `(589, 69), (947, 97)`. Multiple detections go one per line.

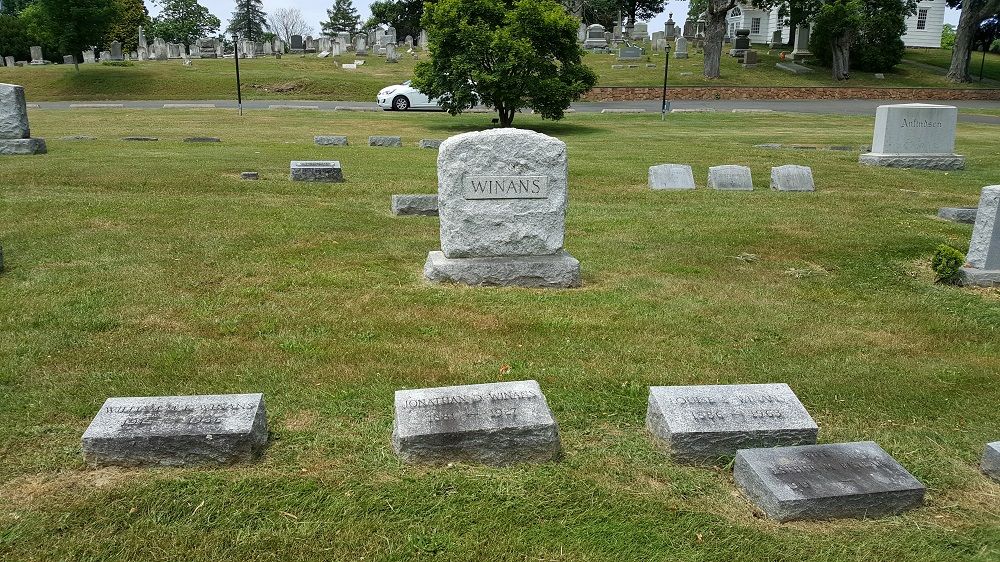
(947, 0), (1000, 81)
(103, 0), (150, 51)
(364, 0), (424, 39)
(0, 0), (34, 16)
(149, 0), (220, 45)
(619, 0), (665, 36)
(0, 13), (33, 59)
(413, 0), (597, 127)
(226, 0), (267, 41)
(35, 0), (115, 57)
(701, 0), (739, 78)
(809, 0), (862, 79)
(810, 0), (915, 76)
(321, 0), (361, 34)
(268, 7), (313, 43)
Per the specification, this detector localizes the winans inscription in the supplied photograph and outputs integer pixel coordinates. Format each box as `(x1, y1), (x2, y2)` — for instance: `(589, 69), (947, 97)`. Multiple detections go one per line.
(462, 175), (549, 200)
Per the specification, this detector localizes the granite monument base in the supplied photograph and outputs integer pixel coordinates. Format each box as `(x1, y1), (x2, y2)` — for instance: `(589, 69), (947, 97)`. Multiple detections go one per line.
(0, 138), (46, 155)
(858, 153), (965, 171)
(958, 266), (1000, 287)
(424, 250), (580, 288)
(392, 194), (438, 216)
(982, 442), (1000, 482)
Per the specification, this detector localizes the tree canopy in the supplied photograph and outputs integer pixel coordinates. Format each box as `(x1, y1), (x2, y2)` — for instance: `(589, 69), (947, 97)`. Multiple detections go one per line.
(226, 0), (267, 41)
(947, 0), (1000, 81)
(103, 0), (150, 51)
(364, 0), (424, 39)
(32, 0), (115, 57)
(321, 0), (361, 35)
(149, 0), (220, 45)
(412, 0), (597, 127)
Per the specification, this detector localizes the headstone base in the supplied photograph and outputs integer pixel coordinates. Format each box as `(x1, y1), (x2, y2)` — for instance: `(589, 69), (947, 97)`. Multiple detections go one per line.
(958, 266), (1000, 287)
(937, 207), (977, 224)
(983, 442), (1000, 482)
(290, 160), (343, 182)
(0, 138), (47, 155)
(392, 194), (438, 216)
(859, 153), (965, 171)
(424, 250), (580, 288)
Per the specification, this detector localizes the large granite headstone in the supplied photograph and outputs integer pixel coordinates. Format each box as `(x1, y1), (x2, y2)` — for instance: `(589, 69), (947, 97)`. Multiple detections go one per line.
(982, 441), (1000, 482)
(959, 185), (1000, 287)
(735, 441), (926, 521)
(392, 380), (561, 465)
(770, 165), (815, 192)
(424, 128), (580, 288)
(648, 164), (695, 190)
(110, 41), (124, 61)
(584, 24), (608, 49)
(0, 83), (46, 155)
(81, 393), (268, 467)
(29, 46), (44, 64)
(708, 165), (753, 190)
(646, 383), (817, 464)
(859, 104), (964, 170)
(674, 37), (688, 58)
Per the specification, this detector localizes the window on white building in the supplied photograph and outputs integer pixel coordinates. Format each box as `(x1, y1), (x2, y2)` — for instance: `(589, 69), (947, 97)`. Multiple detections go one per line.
(751, 17), (761, 34)
(917, 8), (928, 30)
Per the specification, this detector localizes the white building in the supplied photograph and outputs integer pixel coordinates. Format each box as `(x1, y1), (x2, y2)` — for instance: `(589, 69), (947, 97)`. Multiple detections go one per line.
(724, 0), (945, 49)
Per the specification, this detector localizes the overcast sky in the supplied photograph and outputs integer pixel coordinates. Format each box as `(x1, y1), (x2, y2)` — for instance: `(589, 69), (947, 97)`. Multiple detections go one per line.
(143, 1), (959, 39)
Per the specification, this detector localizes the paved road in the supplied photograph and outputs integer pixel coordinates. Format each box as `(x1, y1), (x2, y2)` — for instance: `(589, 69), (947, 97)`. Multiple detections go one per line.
(28, 99), (1000, 124)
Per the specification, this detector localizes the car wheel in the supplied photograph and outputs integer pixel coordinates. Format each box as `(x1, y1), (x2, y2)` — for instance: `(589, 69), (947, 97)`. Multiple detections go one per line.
(393, 95), (410, 111)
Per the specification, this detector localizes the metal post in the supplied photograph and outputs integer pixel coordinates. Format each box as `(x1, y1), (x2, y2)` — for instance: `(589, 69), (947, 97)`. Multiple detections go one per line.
(233, 34), (243, 116)
(661, 43), (671, 121)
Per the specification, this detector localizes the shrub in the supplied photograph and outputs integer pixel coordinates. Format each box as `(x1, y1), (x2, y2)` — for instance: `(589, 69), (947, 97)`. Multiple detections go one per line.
(931, 244), (966, 284)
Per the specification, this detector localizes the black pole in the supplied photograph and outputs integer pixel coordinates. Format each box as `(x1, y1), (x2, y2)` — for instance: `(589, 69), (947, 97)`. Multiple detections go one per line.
(234, 34), (243, 116)
(980, 45), (987, 82)
(661, 43), (671, 120)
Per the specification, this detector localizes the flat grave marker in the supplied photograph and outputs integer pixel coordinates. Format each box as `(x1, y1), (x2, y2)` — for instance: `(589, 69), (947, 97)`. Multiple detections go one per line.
(708, 165), (753, 191)
(982, 442), (1000, 482)
(290, 160), (343, 182)
(649, 164), (695, 190)
(770, 165), (815, 192)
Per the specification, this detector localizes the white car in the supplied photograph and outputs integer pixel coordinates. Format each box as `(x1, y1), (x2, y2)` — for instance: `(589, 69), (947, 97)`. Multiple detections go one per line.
(377, 80), (443, 111)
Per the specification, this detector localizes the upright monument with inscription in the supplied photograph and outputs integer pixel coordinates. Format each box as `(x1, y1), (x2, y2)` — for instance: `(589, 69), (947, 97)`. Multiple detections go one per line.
(424, 128), (580, 288)
(646, 383), (817, 465)
(392, 380), (561, 465)
(81, 393), (269, 467)
(859, 103), (965, 170)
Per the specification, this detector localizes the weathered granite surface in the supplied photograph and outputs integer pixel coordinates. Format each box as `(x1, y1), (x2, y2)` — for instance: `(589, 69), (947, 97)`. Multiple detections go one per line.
(859, 104), (964, 170)
(315, 135), (348, 146)
(0, 83), (31, 139)
(82, 393), (268, 467)
(938, 207), (977, 224)
(858, 153), (965, 171)
(959, 186), (1000, 287)
(419, 139), (443, 149)
(424, 250), (580, 288)
(708, 165), (753, 190)
(392, 194), (438, 216)
(770, 165), (815, 192)
(982, 441), (1000, 482)
(290, 160), (343, 182)
(369, 135), (402, 147)
(0, 138), (46, 155)
(392, 380), (561, 465)
(646, 383), (817, 465)
(735, 441), (925, 522)
(649, 164), (695, 190)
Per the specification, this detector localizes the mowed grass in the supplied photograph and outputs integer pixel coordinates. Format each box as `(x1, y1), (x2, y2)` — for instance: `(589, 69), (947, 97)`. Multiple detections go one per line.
(1, 45), (994, 103)
(1, 108), (1000, 561)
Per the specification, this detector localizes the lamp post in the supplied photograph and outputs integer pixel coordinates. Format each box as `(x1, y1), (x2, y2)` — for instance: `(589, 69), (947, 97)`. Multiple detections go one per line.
(660, 42), (671, 121)
(233, 34), (243, 116)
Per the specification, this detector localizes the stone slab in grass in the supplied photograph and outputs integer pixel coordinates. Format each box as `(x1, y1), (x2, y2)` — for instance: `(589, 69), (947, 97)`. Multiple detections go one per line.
(938, 207), (977, 224)
(392, 380), (561, 466)
(419, 139), (443, 149)
(735, 441), (925, 522)
(960, 185), (1000, 287)
(315, 135), (348, 146)
(82, 393), (268, 467)
(648, 164), (695, 190)
(392, 194), (438, 216)
(123, 137), (157, 141)
(424, 250), (580, 288)
(775, 62), (814, 73)
(770, 165), (815, 192)
(290, 160), (343, 182)
(183, 137), (220, 142)
(982, 442), (1000, 482)
(0, 138), (46, 155)
(708, 165), (753, 190)
(646, 383), (817, 465)
(370, 135), (402, 147)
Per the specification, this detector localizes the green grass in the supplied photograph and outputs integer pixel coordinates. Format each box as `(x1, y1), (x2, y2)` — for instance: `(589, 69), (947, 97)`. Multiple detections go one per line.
(1, 108), (1000, 560)
(904, 48), (1000, 83)
(1, 46), (994, 103)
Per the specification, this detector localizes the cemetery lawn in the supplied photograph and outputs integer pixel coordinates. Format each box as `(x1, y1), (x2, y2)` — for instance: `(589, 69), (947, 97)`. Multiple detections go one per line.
(2, 107), (1000, 561)
(1, 47), (995, 103)
(903, 48), (1000, 83)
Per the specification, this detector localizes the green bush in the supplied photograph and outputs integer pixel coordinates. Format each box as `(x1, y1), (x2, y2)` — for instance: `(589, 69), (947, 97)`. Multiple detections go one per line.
(931, 244), (966, 284)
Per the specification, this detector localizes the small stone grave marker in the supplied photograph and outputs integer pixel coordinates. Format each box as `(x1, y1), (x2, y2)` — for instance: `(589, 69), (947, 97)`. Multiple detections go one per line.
(392, 380), (561, 465)
(770, 165), (815, 192)
(708, 165), (753, 190)
(81, 393), (268, 467)
(290, 161), (343, 182)
(392, 194), (438, 216)
(241, 171), (259, 180)
(648, 164), (695, 190)
(735, 441), (925, 521)
(859, 103), (964, 170)
(183, 137), (220, 142)
(982, 442), (1000, 482)
(419, 139), (443, 149)
(959, 185), (1000, 286)
(646, 383), (817, 464)
(937, 207), (977, 224)
(315, 135), (348, 146)
(369, 135), (402, 147)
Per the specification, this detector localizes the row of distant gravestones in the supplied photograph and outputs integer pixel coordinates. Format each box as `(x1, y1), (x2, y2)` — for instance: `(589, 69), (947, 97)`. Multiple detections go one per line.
(78, 380), (1000, 523)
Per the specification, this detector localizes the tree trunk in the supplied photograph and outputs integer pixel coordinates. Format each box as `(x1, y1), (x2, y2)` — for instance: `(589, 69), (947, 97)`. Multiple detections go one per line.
(703, 6), (729, 79)
(498, 106), (515, 127)
(830, 31), (851, 81)
(948, 0), (1000, 82)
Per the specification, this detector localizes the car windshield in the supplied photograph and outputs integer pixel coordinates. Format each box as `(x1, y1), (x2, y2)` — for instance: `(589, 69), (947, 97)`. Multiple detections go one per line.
(402, 80), (411, 86)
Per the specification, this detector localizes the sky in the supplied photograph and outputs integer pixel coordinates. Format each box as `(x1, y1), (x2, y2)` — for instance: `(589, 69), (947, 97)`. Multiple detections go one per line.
(143, 1), (959, 40)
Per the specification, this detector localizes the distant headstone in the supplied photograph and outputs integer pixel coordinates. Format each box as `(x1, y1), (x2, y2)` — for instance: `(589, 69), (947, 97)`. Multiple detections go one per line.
(424, 128), (580, 288)
(110, 41), (124, 61)
(418, 29), (428, 49)
(730, 28), (751, 55)
(674, 37), (688, 58)
(386, 43), (399, 63)
(742, 50), (758, 67)
(790, 23), (812, 60)
(369, 135), (402, 147)
(618, 46), (642, 61)
(63, 55), (75, 65)
(959, 185), (1000, 287)
(0, 83), (47, 156)
(392, 380), (561, 465)
(241, 171), (259, 180)
(937, 207), (977, 224)
(81, 393), (269, 467)
(290, 160), (343, 182)
(735, 441), (925, 521)
(770, 29), (782, 48)
(584, 24), (608, 49)
(708, 165), (753, 190)
(304, 36), (316, 53)
(5, 56), (14, 67)
(29, 46), (44, 64)
(315, 135), (348, 146)
(188, 44), (201, 58)
(342, 63), (357, 69)
(665, 14), (676, 39)
(859, 104), (965, 170)
(153, 38), (168, 60)
(631, 22), (648, 41)
(392, 194), (439, 216)
(290, 35), (304, 52)
(648, 164), (695, 190)
(419, 139), (443, 149)
(196, 37), (217, 59)
(167, 43), (182, 59)
(646, 383), (817, 464)
(354, 35), (368, 56)
(183, 137), (220, 143)
(99, 51), (112, 62)
(982, 442), (1000, 482)
(770, 165), (815, 192)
